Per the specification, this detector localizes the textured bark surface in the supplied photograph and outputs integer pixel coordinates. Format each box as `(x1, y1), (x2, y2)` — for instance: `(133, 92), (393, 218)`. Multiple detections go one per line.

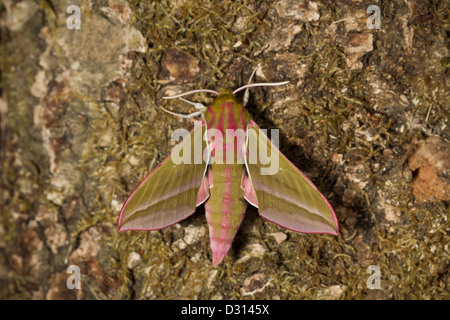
(1, 0), (448, 299)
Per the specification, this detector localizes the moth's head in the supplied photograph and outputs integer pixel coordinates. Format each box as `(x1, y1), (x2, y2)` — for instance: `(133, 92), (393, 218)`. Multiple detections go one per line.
(212, 88), (240, 107)
(217, 88), (235, 99)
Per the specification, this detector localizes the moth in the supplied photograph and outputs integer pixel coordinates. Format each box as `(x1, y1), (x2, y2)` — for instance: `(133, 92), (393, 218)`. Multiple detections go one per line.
(118, 69), (338, 266)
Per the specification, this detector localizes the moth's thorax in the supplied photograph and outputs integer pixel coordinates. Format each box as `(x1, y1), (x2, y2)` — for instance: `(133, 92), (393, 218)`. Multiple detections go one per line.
(204, 88), (251, 131)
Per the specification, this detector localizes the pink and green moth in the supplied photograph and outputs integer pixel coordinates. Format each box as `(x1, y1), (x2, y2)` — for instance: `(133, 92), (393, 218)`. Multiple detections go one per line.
(118, 68), (338, 266)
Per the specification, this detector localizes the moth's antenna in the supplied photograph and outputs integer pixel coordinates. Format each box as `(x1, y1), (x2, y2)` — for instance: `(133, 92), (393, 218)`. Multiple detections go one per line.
(233, 81), (289, 95)
(162, 89), (219, 100)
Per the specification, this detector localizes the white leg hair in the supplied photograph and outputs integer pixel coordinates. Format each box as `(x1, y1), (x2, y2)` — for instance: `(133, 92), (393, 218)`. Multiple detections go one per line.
(243, 66), (259, 107)
(160, 106), (204, 119)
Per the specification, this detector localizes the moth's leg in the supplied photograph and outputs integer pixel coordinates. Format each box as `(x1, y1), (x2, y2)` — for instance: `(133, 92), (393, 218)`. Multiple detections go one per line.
(160, 97), (206, 119)
(160, 106), (203, 119)
(178, 97), (206, 111)
(162, 89), (217, 110)
(243, 66), (258, 107)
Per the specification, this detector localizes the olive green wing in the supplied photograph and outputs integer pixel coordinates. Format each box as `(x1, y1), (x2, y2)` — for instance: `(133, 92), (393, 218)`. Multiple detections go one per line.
(243, 120), (338, 235)
(118, 121), (209, 231)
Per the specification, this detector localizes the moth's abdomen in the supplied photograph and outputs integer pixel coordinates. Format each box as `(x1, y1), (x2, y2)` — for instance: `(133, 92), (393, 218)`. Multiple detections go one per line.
(205, 165), (247, 266)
